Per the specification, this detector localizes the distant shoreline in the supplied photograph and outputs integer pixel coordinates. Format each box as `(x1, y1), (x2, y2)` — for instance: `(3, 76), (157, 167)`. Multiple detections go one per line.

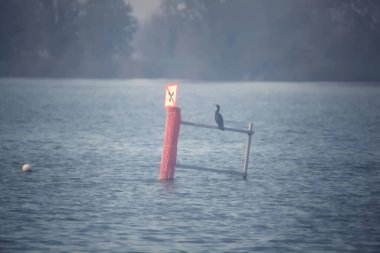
(1, 77), (379, 87)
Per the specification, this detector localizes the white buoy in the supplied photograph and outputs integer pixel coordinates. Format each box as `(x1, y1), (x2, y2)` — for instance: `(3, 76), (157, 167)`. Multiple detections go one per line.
(22, 163), (31, 172)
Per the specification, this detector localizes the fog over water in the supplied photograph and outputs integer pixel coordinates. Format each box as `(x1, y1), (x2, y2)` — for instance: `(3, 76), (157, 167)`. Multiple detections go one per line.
(1, 1), (379, 252)
(1, 1), (380, 80)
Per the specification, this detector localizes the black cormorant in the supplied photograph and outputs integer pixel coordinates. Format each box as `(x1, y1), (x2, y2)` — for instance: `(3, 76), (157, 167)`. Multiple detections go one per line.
(214, 104), (224, 131)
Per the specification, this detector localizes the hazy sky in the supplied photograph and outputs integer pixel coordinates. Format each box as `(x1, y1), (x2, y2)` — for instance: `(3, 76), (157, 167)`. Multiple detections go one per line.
(128, 0), (161, 22)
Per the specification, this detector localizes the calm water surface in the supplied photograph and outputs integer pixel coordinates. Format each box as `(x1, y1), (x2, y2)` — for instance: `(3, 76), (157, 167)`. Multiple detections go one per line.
(0, 79), (379, 252)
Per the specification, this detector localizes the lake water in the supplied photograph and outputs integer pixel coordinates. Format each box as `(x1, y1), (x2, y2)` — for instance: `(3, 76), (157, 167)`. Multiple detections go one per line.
(0, 79), (379, 252)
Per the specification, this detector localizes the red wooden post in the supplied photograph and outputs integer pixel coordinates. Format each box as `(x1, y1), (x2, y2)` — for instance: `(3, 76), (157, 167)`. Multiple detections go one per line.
(159, 107), (181, 180)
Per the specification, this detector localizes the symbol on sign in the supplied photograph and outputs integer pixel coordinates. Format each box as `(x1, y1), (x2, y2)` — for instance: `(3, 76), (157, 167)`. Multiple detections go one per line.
(168, 89), (174, 103)
(165, 83), (178, 108)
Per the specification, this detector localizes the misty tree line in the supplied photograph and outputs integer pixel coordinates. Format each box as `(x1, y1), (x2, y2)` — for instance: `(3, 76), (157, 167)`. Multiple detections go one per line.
(1, 0), (380, 81)
(0, 0), (136, 77)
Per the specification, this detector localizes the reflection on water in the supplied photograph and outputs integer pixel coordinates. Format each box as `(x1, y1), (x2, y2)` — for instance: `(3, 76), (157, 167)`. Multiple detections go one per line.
(0, 79), (380, 252)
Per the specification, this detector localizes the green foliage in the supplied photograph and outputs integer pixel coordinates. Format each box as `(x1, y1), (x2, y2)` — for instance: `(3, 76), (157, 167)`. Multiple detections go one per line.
(0, 0), (137, 78)
(135, 0), (380, 81)
(1, 0), (379, 80)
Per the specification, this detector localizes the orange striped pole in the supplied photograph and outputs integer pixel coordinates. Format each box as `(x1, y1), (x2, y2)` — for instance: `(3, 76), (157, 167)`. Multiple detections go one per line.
(159, 107), (181, 180)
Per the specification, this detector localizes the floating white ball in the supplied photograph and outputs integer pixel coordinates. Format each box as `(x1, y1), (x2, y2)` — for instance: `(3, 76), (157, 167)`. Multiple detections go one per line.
(22, 163), (31, 172)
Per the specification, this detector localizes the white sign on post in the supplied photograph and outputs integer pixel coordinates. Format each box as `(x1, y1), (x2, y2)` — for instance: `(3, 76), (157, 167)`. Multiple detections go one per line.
(164, 82), (178, 108)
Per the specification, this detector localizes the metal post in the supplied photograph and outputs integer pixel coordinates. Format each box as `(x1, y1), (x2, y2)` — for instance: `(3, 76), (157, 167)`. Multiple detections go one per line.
(243, 122), (254, 179)
(181, 120), (252, 134)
